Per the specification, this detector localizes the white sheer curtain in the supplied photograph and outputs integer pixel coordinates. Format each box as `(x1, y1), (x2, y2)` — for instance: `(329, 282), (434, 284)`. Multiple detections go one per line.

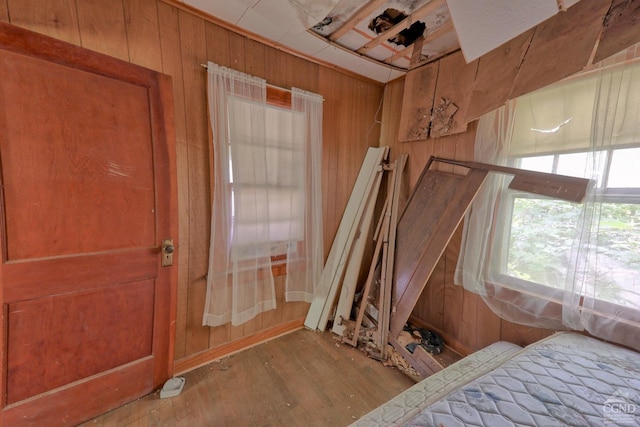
(456, 62), (640, 351)
(203, 63), (323, 327)
(285, 88), (324, 303)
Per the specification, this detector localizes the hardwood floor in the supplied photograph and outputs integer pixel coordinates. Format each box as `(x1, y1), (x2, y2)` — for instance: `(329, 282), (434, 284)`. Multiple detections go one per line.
(82, 329), (416, 426)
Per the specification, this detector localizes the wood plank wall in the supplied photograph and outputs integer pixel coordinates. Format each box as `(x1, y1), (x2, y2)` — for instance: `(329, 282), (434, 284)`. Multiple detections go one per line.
(379, 10), (640, 356)
(1, 0), (384, 371)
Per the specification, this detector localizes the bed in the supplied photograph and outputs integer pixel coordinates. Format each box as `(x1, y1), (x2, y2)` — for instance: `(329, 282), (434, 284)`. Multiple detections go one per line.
(352, 332), (640, 426)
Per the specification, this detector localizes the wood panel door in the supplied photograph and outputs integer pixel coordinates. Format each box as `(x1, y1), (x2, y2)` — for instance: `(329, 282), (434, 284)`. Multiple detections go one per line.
(0, 23), (177, 426)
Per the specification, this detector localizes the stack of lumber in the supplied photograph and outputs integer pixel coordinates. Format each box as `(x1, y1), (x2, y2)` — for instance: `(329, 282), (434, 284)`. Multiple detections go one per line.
(304, 147), (389, 332)
(305, 155), (592, 379)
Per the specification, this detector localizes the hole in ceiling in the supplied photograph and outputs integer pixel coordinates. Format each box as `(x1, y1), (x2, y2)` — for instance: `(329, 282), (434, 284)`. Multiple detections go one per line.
(368, 8), (426, 47)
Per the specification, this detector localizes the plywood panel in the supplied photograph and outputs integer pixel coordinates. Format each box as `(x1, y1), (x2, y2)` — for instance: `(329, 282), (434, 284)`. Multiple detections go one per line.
(593, 0), (640, 64)
(430, 51), (478, 138)
(205, 21), (230, 66)
(244, 38), (266, 78)
(510, 0), (611, 99)
(398, 61), (438, 142)
(264, 45), (288, 89)
(0, 2), (7, 22)
(158, 1), (190, 360)
(474, 294), (503, 351)
(123, 0), (163, 71)
(7, 0), (80, 44)
(407, 139), (434, 190)
(7, 281), (154, 403)
(380, 78), (405, 161)
(179, 9), (211, 355)
(467, 29), (534, 121)
(76, 0), (129, 61)
(391, 167), (489, 337)
(0, 51), (155, 260)
(318, 68), (337, 258)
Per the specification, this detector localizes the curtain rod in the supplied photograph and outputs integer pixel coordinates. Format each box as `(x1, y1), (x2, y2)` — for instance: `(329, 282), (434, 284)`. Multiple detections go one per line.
(200, 63), (292, 94)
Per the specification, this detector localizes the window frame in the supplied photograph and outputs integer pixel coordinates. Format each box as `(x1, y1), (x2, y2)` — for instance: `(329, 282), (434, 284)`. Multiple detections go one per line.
(490, 144), (640, 310)
(225, 86), (300, 277)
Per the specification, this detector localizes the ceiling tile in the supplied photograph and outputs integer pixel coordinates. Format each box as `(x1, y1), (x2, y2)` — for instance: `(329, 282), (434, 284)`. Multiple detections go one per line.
(253, 0), (309, 33)
(237, 7), (289, 41)
(184, 0), (248, 24)
(446, 0), (559, 63)
(277, 30), (330, 56)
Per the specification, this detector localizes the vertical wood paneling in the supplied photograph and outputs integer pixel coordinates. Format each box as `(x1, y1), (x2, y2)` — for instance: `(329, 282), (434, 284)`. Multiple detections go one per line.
(76, 0), (129, 60)
(123, 0), (162, 71)
(319, 68), (339, 258)
(228, 31), (246, 72)
(157, 1), (190, 360)
(178, 9), (211, 356)
(204, 21), (230, 65)
(7, 0), (80, 44)
(380, 79), (405, 163)
(264, 46), (287, 89)
(0, 1), (8, 22)
(202, 20), (233, 349)
(3, 0), (390, 370)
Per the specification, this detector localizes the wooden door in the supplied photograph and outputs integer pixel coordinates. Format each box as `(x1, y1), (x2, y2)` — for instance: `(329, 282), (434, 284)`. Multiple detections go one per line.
(0, 23), (177, 426)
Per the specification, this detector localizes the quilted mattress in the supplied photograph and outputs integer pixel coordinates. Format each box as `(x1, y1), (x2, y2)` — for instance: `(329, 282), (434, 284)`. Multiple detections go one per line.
(353, 332), (640, 426)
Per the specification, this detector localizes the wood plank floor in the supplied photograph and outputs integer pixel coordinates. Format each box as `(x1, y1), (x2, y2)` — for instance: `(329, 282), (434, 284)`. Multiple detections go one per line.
(82, 329), (416, 426)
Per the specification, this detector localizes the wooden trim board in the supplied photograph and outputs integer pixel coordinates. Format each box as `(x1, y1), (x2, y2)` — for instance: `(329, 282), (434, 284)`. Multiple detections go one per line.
(305, 146), (389, 331)
(379, 154), (408, 358)
(331, 165), (384, 336)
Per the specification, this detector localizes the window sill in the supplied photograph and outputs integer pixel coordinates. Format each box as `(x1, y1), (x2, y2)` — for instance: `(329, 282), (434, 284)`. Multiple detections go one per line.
(483, 276), (640, 344)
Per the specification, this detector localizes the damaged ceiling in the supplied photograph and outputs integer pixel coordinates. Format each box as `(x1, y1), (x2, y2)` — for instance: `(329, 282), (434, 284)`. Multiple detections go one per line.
(180, 0), (584, 82)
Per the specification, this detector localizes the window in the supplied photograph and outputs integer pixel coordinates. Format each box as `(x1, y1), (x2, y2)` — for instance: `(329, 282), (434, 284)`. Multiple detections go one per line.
(204, 62), (323, 327)
(497, 147), (640, 309)
(227, 93), (305, 263)
(490, 69), (640, 312)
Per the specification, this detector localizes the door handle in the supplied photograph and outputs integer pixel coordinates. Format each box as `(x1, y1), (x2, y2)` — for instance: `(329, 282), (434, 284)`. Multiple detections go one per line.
(161, 239), (174, 266)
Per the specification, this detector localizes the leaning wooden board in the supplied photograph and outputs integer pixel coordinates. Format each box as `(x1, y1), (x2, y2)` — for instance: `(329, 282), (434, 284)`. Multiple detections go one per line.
(305, 146), (389, 331)
(389, 157), (592, 339)
(389, 161), (488, 338)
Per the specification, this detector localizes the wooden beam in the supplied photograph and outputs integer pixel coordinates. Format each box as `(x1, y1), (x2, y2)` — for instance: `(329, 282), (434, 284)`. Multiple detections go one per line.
(329, 0), (388, 41)
(408, 35), (424, 67)
(385, 44), (412, 65)
(379, 154), (408, 359)
(357, 0), (445, 55)
(406, 20), (456, 69)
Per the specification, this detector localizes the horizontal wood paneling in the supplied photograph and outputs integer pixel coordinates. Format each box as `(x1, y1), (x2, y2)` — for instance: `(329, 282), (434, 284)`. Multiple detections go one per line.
(5, 0), (383, 369)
